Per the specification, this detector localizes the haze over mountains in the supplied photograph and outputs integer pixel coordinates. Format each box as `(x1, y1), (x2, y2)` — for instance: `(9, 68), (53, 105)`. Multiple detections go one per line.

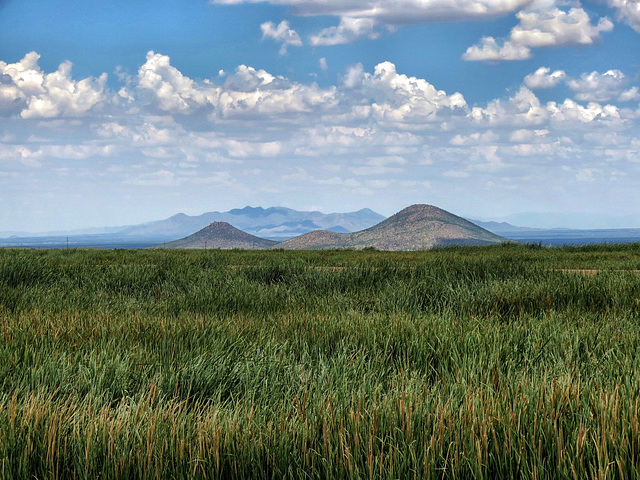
(161, 205), (506, 251)
(0, 206), (385, 249)
(2, 204), (640, 248)
(122, 206), (385, 241)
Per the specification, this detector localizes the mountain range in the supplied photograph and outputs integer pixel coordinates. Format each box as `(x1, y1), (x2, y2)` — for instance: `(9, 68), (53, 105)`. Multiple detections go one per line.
(160, 204), (506, 251)
(121, 206), (385, 241)
(2, 204), (640, 248)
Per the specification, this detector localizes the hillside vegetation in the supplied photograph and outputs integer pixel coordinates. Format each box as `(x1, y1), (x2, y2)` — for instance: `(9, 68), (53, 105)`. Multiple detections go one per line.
(1, 243), (640, 478)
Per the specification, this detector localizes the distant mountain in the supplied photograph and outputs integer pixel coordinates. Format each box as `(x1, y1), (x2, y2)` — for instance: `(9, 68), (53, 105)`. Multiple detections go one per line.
(278, 204), (505, 250)
(468, 219), (640, 245)
(121, 206), (385, 241)
(158, 222), (278, 249)
(468, 219), (543, 235)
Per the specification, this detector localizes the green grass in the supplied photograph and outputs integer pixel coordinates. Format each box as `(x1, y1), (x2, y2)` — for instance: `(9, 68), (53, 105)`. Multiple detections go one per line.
(0, 243), (640, 478)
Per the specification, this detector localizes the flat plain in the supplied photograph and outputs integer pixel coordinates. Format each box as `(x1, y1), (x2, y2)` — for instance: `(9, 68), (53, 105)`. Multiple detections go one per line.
(1, 243), (640, 479)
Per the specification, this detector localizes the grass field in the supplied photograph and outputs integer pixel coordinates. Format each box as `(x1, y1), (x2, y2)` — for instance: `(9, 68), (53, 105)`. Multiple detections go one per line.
(1, 243), (640, 479)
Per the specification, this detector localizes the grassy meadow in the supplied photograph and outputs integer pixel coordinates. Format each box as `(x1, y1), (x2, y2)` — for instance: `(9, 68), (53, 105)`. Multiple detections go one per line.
(1, 243), (640, 478)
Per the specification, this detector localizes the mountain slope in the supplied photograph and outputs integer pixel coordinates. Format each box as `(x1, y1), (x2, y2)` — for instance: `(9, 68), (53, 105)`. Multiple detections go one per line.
(278, 204), (505, 250)
(158, 222), (278, 249)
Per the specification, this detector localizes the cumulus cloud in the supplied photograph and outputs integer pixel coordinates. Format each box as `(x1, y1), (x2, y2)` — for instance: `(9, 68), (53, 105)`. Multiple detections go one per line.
(511, 8), (613, 47)
(462, 37), (531, 61)
(547, 99), (621, 124)
(309, 17), (379, 46)
(0, 52), (109, 118)
(137, 51), (209, 113)
(470, 87), (546, 125)
(606, 0), (640, 33)
(346, 61), (467, 125)
(567, 70), (631, 102)
(133, 53), (338, 119)
(524, 67), (566, 89)
(3, 50), (640, 228)
(619, 87), (640, 102)
(261, 20), (303, 54)
(464, 7), (614, 62)
(470, 85), (624, 128)
(133, 57), (468, 125)
(213, 64), (338, 118)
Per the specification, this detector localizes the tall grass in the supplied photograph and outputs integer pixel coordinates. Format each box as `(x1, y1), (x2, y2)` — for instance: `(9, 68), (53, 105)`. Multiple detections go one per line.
(0, 243), (639, 478)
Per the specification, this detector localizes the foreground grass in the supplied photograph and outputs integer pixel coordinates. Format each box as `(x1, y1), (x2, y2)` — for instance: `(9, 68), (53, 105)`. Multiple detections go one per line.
(1, 243), (640, 478)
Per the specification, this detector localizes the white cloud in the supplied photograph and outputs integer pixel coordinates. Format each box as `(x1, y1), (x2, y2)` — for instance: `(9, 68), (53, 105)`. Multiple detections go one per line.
(220, 64), (279, 92)
(567, 70), (631, 102)
(137, 51), (210, 113)
(3, 50), (640, 231)
(509, 128), (549, 142)
(212, 64), (338, 118)
(0, 52), (109, 118)
(352, 61), (467, 124)
(462, 37), (531, 61)
(215, 0), (538, 47)
(319, 58), (328, 71)
(341, 63), (365, 89)
(211, 0), (533, 24)
(471, 85), (627, 129)
(619, 87), (640, 102)
(464, 7), (614, 62)
(524, 67), (566, 89)
(506, 142), (556, 156)
(261, 20), (303, 54)
(450, 131), (498, 145)
(309, 17), (379, 46)
(97, 121), (130, 138)
(470, 87), (547, 126)
(547, 99), (621, 124)
(606, 0), (640, 33)
(133, 53), (339, 119)
(511, 8), (613, 47)
(0, 144), (43, 167)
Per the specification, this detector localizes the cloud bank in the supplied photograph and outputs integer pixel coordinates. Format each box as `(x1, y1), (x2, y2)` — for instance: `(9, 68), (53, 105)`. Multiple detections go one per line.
(1, 51), (639, 228)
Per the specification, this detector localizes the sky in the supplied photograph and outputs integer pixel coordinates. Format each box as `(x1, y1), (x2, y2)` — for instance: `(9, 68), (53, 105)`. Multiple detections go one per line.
(1, 0), (639, 232)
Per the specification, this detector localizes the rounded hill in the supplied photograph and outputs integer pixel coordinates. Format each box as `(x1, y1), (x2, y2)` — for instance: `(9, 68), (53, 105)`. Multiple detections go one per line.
(278, 204), (505, 250)
(157, 222), (278, 249)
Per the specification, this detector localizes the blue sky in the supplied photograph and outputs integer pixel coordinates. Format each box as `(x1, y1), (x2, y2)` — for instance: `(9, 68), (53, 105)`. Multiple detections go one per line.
(1, 0), (639, 232)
